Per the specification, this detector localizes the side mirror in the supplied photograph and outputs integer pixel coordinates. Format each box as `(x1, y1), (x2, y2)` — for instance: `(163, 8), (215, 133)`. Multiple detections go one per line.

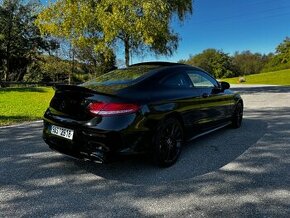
(220, 81), (230, 91)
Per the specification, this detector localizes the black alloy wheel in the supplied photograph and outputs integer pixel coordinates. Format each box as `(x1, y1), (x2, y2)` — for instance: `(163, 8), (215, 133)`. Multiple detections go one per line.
(232, 102), (243, 128)
(154, 117), (184, 167)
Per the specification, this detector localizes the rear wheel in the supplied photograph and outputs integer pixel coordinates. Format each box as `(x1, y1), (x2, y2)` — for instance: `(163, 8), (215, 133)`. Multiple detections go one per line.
(231, 102), (243, 128)
(153, 118), (184, 167)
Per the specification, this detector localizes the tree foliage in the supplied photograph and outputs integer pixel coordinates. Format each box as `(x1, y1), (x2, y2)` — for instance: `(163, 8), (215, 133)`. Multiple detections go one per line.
(0, 0), (58, 81)
(74, 46), (116, 77)
(261, 37), (290, 72)
(185, 49), (235, 78)
(276, 37), (290, 64)
(24, 54), (95, 83)
(36, 0), (193, 66)
(182, 37), (290, 78)
(232, 51), (269, 75)
(24, 55), (70, 82)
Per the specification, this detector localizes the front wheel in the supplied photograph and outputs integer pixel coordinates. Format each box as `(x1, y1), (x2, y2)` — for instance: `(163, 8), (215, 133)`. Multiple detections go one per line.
(153, 117), (184, 167)
(231, 102), (243, 128)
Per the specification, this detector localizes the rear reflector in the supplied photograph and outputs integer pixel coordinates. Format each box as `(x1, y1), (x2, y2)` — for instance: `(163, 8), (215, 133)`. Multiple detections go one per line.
(88, 102), (140, 116)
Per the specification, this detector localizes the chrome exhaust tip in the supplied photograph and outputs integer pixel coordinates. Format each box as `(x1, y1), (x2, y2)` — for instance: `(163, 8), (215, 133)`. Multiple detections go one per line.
(90, 152), (105, 163)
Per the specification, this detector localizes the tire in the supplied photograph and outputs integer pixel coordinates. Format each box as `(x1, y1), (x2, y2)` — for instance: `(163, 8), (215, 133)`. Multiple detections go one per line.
(231, 102), (243, 128)
(153, 117), (184, 167)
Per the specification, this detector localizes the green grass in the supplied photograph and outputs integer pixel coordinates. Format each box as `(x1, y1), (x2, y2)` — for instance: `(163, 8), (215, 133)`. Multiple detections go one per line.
(0, 87), (54, 126)
(221, 69), (290, 85)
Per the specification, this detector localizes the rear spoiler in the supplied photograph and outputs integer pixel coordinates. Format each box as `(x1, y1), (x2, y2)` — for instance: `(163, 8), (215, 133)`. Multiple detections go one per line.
(54, 84), (91, 92)
(53, 84), (117, 97)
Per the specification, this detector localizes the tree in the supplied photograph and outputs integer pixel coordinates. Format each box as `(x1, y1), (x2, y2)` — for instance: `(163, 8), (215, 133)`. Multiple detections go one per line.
(24, 54), (94, 83)
(185, 49), (235, 78)
(232, 51), (268, 75)
(275, 37), (290, 64)
(74, 46), (116, 77)
(261, 37), (290, 72)
(36, 0), (193, 66)
(0, 0), (58, 81)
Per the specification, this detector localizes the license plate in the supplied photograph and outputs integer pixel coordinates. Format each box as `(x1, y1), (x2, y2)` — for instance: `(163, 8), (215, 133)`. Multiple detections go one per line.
(51, 125), (74, 140)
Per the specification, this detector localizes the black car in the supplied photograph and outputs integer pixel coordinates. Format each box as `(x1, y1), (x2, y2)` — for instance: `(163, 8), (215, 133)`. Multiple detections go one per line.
(43, 62), (243, 167)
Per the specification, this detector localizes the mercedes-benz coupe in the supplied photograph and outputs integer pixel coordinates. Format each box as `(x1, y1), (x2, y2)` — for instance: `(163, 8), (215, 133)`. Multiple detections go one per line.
(43, 62), (243, 167)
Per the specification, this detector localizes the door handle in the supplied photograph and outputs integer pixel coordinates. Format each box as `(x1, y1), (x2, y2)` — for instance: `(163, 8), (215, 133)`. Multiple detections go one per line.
(202, 93), (209, 98)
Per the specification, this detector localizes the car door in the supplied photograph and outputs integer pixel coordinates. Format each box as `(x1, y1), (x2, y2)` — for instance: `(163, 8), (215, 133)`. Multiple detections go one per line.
(149, 70), (205, 135)
(185, 69), (234, 130)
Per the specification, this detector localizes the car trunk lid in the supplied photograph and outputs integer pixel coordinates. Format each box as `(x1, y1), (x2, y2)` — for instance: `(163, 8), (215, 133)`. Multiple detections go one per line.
(49, 85), (120, 121)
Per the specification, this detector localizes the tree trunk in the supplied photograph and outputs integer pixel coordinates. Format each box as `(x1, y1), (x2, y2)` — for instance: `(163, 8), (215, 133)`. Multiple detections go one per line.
(4, 5), (14, 82)
(124, 37), (130, 67)
(3, 60), (9, 81)
(16, 66), (27, 82)
(69, 45), (75, 85)
(5, 23), (12, 81)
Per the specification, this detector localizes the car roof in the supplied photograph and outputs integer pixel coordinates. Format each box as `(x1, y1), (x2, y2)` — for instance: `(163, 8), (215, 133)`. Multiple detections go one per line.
(127, 62), (216, 84)
(129, 61), (186, 68)
(129, 62), (206, 73)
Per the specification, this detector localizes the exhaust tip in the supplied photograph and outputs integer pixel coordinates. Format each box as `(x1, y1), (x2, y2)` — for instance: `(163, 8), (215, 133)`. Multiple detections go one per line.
(90, 152), (105, 163)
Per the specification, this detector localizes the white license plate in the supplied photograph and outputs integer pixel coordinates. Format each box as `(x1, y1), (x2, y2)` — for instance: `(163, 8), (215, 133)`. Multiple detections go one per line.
(51, 125), (74, 140)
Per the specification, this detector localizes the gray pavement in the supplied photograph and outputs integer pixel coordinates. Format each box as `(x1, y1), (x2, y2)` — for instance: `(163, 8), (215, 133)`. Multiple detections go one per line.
(0, 85), (290, 217)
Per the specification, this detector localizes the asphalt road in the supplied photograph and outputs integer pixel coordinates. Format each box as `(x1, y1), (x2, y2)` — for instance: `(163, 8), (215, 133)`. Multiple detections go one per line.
(1, 85), (290, 217)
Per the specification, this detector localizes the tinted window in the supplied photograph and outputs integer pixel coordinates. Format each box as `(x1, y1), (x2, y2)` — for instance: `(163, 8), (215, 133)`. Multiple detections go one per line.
(161, 73), (192, 88)
(81, 65), (159, 86)
(187, 71), (218, 88)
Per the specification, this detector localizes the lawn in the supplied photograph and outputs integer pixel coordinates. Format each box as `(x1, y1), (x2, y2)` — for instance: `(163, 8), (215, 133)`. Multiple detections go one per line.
(0, 87), (54, 126)
(221, 69), (290, 85)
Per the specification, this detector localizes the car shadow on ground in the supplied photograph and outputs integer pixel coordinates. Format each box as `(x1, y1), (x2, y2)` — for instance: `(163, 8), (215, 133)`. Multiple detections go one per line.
(0, 118), (267, 187)
(73, 118), (267, 185)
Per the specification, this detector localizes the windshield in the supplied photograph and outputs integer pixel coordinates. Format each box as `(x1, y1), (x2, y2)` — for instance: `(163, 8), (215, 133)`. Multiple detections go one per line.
(81, 65), (159, 87)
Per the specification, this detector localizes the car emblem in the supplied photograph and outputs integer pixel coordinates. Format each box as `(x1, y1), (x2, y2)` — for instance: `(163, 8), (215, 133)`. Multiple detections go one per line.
(60, 100), (66, 110)
(80, 100), (87, 106)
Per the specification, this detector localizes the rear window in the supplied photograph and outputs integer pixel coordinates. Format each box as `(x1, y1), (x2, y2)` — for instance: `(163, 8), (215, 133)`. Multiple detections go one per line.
(81, 65), (159, 87)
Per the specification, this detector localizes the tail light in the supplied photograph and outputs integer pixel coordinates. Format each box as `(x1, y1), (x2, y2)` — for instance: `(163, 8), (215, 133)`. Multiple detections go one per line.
(88, 102), (140, 116)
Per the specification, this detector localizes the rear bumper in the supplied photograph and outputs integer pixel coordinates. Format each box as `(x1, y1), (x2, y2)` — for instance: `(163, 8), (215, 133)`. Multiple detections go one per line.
(42, 116), (152, 162)
(43, 121), (121, 162)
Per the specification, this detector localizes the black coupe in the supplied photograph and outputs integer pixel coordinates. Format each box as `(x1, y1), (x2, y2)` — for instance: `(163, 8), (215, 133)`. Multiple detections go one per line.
(43, 62), (243, 167)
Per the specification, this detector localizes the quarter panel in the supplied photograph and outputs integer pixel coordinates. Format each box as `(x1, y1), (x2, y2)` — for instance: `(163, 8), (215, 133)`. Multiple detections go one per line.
(145, 87), (204, 136)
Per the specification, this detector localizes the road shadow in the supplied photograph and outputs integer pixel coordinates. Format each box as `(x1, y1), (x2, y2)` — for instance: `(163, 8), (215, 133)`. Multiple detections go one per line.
(0, 118), (267, 186)
(1, 108), (290, 217)
(73, 118), (267, 185)
(231, 85), (290, 94)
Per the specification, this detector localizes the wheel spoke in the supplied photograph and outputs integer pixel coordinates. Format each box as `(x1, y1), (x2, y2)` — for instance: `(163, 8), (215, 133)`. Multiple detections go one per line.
(165, 146), (172, 161)
(174, 129), (181, 139)
(170, 123), (182, 139)
(165, 126), (170, 135)
(156, 119), (183, 165)
(170, 123), (177, 136)
(176, 141), (181, 148)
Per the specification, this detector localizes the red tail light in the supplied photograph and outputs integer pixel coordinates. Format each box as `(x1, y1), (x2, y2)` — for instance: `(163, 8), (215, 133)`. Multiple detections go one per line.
(88, 102), (140, 116)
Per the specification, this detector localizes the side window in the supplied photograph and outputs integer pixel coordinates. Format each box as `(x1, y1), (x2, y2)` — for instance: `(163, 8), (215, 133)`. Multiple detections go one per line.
(160, 73), (192, 88)
(187, 71), (218, 88)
